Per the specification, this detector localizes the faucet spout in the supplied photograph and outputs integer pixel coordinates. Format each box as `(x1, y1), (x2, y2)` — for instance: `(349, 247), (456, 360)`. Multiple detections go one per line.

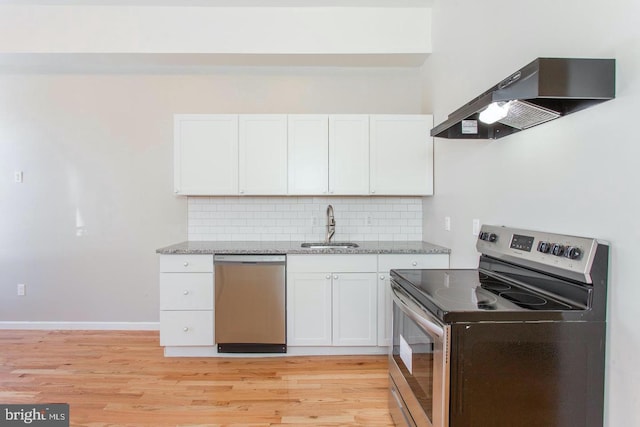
(326, 205), (335, 243)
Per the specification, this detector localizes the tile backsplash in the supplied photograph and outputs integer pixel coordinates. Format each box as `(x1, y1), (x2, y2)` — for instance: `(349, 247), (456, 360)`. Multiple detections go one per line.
(188, 196), (423, 241)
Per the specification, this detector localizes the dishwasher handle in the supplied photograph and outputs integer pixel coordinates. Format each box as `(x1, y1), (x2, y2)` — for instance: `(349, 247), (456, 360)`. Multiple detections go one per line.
(214, 255), (286, 264)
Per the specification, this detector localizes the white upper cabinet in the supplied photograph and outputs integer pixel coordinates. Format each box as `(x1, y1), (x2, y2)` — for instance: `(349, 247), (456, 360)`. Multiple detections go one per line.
(288, 115), (329, 195)
(174, 114), (238, 195)
(288, 114), (369, 195)
(174, 113), (433, 196)
(239, 115), (288, 195)
(329, 115), (370, 195)
(370, 114), (433, 196)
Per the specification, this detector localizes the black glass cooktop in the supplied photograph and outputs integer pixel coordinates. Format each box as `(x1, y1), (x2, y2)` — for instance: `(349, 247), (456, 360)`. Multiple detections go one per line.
(391, 268), (585, 323)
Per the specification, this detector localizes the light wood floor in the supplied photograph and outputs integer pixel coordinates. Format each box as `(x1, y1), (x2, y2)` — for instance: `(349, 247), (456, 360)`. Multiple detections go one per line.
(0, 330), (394, 426)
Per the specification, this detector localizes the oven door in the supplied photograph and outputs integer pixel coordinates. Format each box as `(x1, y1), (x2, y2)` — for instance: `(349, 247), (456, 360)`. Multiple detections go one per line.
(389, 280), (450, 427)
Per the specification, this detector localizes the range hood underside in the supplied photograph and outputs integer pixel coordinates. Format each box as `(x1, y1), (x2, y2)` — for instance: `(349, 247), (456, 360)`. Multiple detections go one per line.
(438, 98), (609, 140)
(431, 58), (616, 140)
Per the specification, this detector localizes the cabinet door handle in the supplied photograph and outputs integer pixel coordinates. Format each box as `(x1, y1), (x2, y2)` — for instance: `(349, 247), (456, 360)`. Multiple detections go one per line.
(326, 275), (331, 280)
(333, 275), (338, 280)
(412, 261), (417, 266)
(183, 290), (189, 295)
(183, 261), (189, 267)
(183, 327), (189, 332)
(380, 275), (385, 280)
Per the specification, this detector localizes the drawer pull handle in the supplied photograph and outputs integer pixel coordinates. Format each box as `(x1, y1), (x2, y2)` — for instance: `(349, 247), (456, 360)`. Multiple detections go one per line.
(183, 290), (189, 295)
(183, 327), (189, 332)
(183, 261), (189, 267)
(412, 261), (417, 266)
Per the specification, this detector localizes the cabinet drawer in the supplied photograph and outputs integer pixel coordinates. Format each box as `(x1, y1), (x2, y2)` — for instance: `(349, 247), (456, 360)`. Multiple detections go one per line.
(378, 254), (449, 272)
(160, 254), (213, 273)
(160, 273), (213, 310)
(159, 310), (214, 346)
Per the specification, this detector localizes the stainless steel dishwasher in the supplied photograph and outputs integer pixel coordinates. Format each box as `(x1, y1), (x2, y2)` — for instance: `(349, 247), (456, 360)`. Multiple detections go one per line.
(214, 254), (286, 353)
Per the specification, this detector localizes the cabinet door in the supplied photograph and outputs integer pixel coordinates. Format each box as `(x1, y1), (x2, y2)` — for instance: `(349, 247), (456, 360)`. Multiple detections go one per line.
(174, 114), (238, 195)
(332, 272), (377, 346)
(369, 114), (433, 195)
(329, 115), (370, 195)
(288, 114), (329, 195)
(239, 114), (288, 195)
(377, 273), (392, 346)
(287, 272), (332, 346)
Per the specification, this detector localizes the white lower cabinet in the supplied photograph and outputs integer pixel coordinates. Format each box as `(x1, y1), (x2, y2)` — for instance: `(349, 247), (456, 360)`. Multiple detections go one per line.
(376, 273), (393, 347)
(376, 253), (450, 346)
(287, 272), (333, 346)
(287, 255), (378, 347)
(159, 255), (214, 347)
(159, 311), (214, 346)
(332, 272), (377, 346)
(158, 252), (450, 355)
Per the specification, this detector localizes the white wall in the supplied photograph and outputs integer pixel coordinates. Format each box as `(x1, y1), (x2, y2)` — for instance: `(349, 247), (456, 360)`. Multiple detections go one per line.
(0, 66), (424, 323)
(0, 5), (431, 55)
(423, 0), (640, 425)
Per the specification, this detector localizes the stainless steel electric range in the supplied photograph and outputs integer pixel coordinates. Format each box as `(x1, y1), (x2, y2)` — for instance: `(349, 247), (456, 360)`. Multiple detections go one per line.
(389, 225), (609, 427)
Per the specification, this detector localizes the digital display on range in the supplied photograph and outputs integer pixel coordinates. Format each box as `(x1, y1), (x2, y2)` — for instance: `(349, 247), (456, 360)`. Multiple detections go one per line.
(510, 234), (535, 252)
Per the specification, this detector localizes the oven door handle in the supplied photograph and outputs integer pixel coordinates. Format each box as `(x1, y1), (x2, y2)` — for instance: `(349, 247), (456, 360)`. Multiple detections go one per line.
(392, 284), (444, 338)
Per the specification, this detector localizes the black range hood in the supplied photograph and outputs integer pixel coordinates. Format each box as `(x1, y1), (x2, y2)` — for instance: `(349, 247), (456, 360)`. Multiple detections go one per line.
(431, 57), (616, 140)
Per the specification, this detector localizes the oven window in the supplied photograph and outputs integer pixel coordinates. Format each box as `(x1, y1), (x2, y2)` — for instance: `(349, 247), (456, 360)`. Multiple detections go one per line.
(392, 301), (434, 421)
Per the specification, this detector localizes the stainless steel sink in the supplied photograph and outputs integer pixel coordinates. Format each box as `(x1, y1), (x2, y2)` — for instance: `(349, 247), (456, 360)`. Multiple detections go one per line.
(301, 242), (359, 249)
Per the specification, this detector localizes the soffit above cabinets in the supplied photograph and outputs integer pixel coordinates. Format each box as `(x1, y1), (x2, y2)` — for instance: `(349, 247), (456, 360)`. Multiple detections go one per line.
(1, 0), (434, 5)
(0, 53), (431, 73)
(0, 3), (432, 71)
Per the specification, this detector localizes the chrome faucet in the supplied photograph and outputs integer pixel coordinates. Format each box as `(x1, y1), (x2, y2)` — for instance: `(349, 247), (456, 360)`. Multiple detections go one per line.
(326, 204), (335, 243)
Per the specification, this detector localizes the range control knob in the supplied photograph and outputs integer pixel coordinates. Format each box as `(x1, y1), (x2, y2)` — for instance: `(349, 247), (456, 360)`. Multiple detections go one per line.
(551, 244), (565, 257)
(565, 246), (582, 260)
(478, 232), (498, 242)
(537, 241), (551, 253)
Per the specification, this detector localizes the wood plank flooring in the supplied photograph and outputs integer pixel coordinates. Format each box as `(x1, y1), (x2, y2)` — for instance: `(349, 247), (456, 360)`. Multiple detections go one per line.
(0, 330), (394, 426)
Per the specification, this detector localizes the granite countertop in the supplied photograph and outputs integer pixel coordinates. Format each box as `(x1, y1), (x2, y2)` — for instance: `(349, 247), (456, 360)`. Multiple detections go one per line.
(156, 240), (450, 255)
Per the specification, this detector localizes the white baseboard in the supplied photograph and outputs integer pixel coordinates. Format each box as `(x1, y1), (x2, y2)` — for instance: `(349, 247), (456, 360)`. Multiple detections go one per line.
(0, 321), (159, 331)
(163, 345), (388, 357)
(287, 346), (388, 356)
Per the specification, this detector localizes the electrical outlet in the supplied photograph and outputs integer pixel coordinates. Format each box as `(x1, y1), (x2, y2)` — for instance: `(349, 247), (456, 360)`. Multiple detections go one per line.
(17, 283), (26, 296)
(444, 216), (451, 231)
(14, 171), (23, 183)
(365, 216), (372, 226)
(472, 219), (480, 236)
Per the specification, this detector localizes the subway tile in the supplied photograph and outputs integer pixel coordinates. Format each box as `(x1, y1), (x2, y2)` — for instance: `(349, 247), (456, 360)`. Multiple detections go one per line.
(187, 196), (422, 241)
